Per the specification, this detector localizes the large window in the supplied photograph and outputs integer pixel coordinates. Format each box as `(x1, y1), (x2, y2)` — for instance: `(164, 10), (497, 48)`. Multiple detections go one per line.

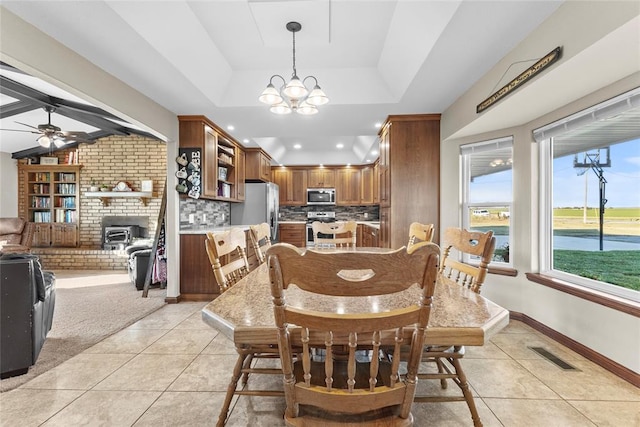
(461, 137), (513, 265)
(537, 88), (640, 301)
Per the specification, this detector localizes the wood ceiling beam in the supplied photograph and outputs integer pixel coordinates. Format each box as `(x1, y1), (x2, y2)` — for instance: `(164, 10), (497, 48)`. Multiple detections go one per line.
(0, 100), (38, 119)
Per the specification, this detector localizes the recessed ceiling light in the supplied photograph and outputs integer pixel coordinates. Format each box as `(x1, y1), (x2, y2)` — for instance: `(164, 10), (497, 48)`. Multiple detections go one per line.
(371, 150), (378, 156)
(336, 143), (344, 149)
(227, 125), (235, 131)
(346, 163), (351, 167)
(243, 139), (249, 143)
(293, 144), (302, 149)
(366, 159), (371, 162)
(374, 122), (382, 128)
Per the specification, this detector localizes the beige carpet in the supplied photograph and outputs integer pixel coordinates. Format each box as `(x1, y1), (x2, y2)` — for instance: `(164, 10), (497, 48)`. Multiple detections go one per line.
(0, 270), (166, 392)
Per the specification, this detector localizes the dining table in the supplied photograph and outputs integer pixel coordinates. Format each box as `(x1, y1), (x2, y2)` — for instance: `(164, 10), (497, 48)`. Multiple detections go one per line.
(201, 247), (509, 426)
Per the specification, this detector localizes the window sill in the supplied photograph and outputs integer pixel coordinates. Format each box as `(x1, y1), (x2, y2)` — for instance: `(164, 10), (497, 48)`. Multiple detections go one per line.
(489, 266), (518, 277)
(526, 273), (640, 317)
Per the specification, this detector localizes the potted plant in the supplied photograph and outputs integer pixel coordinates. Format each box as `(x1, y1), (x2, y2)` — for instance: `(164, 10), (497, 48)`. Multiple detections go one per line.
(100, 184), (110, 192)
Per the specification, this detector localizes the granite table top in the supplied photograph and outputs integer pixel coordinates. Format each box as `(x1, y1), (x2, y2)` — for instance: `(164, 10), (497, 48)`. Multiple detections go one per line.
(202, 260), (509, 348)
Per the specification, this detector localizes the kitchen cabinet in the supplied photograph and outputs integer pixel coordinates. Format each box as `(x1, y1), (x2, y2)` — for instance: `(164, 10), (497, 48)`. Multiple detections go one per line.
(245, 148), (272, 182)
(18, 164), (82, 247)
(178, 115), (243, 201)
(373, 161), (379, 204)
(272, 168), (307, 206)
(236, 148), (246, 201)
(361, 224), (379, 248)
(180, 234), (217, 300)
(278, 223), (306, 247)
(336, 168), (361, 205)
(360, 165), (375, 205)
(307, 168), (335, 188)
(377, 114), (440, 248)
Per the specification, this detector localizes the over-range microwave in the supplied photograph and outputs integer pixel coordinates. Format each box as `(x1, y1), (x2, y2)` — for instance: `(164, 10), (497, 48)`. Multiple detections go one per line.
(307, 188), (336, 205)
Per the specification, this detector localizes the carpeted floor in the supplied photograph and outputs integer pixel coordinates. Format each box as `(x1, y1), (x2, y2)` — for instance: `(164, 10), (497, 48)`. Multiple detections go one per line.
(0, 270), (166, 392)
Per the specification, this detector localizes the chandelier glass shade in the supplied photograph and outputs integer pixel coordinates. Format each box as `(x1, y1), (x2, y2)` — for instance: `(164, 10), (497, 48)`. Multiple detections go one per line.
(258, 21), (328, 115)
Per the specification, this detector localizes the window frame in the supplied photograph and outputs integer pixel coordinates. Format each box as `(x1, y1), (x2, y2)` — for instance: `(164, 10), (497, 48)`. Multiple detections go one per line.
(538, 136), (640, 303)
(461, 137), (514, 267)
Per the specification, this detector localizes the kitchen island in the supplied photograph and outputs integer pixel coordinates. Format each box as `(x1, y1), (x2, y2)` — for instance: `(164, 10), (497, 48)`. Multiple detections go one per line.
(179, 225), (254, 301)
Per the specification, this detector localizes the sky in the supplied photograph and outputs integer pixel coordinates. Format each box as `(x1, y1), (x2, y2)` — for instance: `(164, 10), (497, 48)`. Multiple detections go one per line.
(553, 138), (640, 208)
(469, 137), (640, 208)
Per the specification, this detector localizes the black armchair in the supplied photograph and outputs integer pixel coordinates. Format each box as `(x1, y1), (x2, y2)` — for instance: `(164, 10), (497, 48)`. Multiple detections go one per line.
(0, 254), (55, 378)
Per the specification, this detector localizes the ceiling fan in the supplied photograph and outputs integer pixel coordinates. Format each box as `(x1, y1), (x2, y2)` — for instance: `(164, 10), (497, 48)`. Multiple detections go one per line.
(1, 106), (93, 148)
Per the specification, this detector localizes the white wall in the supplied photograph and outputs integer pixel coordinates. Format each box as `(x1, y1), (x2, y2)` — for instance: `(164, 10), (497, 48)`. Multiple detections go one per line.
(0, 8), (181, 299)
(441, 1), (640, 373)
(0, 152), (18, 217)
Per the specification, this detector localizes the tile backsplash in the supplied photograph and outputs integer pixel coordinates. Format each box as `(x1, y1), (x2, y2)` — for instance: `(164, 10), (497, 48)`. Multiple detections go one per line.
(278, 205), (379, 222)
(179, 198), (229, 229)
(179, 199), (379, 230)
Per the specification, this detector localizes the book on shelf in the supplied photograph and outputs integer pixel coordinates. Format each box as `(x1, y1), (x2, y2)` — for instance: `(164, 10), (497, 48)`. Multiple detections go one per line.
(64, 149), (79, 165)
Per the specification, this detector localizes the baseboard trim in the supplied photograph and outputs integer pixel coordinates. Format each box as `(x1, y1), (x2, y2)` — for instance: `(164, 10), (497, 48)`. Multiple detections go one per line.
(164, 296), (181, 304)
(510, 311), (639, 387)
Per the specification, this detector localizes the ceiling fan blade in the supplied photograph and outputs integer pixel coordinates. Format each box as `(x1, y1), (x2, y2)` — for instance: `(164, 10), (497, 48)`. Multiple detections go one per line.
(61, 131), (91, 140)
(14, 121), (41, 130)
(0, 128), (40, 134)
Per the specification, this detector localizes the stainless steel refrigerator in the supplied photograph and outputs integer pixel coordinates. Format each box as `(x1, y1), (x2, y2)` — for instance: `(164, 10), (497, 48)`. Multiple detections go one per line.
(230, 182), (279, 242)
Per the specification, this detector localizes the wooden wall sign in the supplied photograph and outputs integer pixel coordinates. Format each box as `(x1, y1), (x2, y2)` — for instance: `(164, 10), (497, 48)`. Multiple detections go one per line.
(477, 46), (562, 114)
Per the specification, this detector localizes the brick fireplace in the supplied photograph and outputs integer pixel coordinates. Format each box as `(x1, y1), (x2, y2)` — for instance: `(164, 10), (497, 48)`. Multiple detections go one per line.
(26, 135), (166, 270)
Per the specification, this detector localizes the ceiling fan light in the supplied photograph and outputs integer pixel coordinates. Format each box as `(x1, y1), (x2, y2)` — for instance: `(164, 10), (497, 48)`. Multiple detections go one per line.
(297, 102), (318, 115)
(283, 76), (308, 99)
(258, 84), (283, 105)
(53, 136), (66, 148)
(270, 102), (292, 115)
(37, 135), (51, 147)
(306, 85), (329, 106)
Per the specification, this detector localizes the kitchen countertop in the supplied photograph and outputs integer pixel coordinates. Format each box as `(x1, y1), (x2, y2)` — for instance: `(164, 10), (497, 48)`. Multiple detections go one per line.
(180, 224), (252, 234)
(181, 221), (380, 234)
(278, 220), (380, 229)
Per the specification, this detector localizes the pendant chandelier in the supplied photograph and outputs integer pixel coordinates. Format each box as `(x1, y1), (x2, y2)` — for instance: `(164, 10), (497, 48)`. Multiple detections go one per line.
(258, 21), (329, 115)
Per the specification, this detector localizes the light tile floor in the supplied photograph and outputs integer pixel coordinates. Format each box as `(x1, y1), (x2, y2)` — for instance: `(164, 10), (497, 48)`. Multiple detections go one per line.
(1, 302), (639, 427)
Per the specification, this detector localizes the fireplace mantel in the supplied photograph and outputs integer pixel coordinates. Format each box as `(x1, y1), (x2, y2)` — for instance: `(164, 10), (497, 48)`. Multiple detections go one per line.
(85, 191), (152, 206)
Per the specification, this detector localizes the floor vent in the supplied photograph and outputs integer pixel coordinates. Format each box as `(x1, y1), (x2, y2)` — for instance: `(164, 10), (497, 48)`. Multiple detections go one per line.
(528, 347), (578, 370)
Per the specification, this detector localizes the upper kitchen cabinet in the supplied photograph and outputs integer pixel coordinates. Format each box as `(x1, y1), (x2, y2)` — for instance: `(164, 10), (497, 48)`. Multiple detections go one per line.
(378, 114), (440, 248)
(272, 167), (307, 206)
(336, 168), (361, 205)
(307, 168), (335, 188)
(245, 148), (272, 182)
(236, 148), (246, 201)
(360, 164), (375, 205)
(178, 115), (244, 202)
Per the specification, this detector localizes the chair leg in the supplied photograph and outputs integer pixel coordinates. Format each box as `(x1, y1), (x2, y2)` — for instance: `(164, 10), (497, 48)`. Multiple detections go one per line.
(217, 351), (248, 427)
(435, 357), (448, 389)
(241, 353), (254, 385)
(449, 357), (482, 427)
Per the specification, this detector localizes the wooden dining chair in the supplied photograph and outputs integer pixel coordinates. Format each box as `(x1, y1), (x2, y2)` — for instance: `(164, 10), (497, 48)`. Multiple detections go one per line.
(407, 222), (435, 251)
(209, 228), (284, 427)
(311, 220), (357, 248)
(205, 228), (250, 293)
(267, 242), (440, 426)
(249, 222), (271, 265)
(414, 227), (496, 427)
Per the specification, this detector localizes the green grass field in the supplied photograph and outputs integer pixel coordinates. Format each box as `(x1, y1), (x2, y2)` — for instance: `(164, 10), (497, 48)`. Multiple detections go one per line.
(554, 250), (640, 291)
(554, 207), (640, 218)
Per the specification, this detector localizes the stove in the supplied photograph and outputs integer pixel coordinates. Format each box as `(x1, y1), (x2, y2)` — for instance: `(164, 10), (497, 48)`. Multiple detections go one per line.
(306, 212), (336, 246)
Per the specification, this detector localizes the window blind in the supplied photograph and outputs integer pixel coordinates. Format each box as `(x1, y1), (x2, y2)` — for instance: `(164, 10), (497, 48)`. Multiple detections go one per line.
(532, 87), (640, 142)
